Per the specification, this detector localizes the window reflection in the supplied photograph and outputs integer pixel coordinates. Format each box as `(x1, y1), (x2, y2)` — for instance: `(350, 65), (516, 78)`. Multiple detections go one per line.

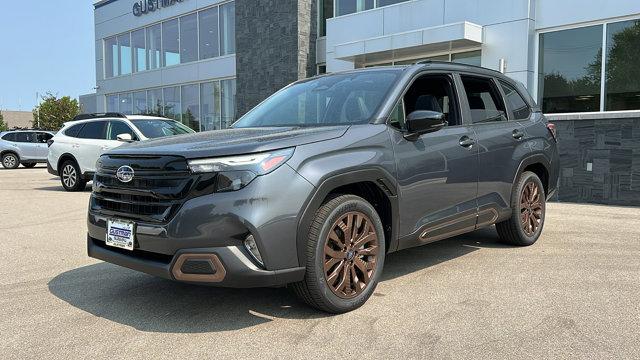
(220, 2), (236, 55)
(605, 20), (640, 111)
(133, 91), (147, 114)
(181, 84), (200, 131)
(105, 37), (118, 78)
(147, 24), (161, 70)
(538, 26), (603, 113)
(162, 19), (180, 66)
(132, 29), (146, 72)
(163, 87), (181, 121)
(180, 14), (198, 63)
(221, 79), (236, 129)
(201, 81), (221, 130)
(336, 0), (374, 16)
(147, 88), (163, 115)
(117, 33), (131, 75)
(199, 7), (219, 60)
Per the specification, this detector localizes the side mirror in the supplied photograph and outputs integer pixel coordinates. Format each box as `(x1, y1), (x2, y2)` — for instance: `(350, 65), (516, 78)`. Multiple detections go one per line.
(404, 110), (447, 140)
(116, 133), (134, 142)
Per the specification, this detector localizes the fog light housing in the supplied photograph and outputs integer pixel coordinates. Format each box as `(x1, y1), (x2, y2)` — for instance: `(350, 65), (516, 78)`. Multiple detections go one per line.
(243, 235), (264, 267)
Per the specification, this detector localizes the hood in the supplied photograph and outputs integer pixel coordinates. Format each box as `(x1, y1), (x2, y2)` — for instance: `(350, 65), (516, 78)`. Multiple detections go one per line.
(107, 126), (349, 159)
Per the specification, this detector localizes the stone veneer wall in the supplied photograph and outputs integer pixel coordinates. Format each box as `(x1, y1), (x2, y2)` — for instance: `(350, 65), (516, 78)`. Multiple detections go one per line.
(235, 0), (317, 117)
(550, 115), (640, 206)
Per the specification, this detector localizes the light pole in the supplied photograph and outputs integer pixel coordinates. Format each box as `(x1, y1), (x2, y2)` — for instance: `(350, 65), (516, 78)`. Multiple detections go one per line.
(35, 92), (40, 128)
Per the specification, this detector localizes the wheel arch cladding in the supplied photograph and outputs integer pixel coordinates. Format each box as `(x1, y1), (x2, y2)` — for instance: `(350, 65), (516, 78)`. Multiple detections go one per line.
(1, 150), (19, 160)
(57, 153), (80, 173)
(296, 169), (399, 267)
(513, 154), (551, 201)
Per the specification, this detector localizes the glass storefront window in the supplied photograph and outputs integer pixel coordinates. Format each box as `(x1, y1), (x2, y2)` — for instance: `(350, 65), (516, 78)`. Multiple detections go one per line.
(200, 81), (221, 130)
(163, 86), (181, 121)
(605, 19), (640, 111)
(147, 24), (161, 70)
(220, 2), (236, 55)
(451, 50), (481, 66)
(132, 29), (146, 72)
(181, 84), (201, 131)
(106, 94), (118, 112)
(133, 91), (147, 114)
(147, 88), (163, 116)
(221, 79), (236, 128)
(538, 25), (603, 113)
(199, 7), (219, 60)
(162, 19), (180, 66)
(117, 33), (132, 75)
(118, 93), (133, 114)
(180, 13), (198, 63)
(105, 37), (118, 78)
(336, 0), (374, 16)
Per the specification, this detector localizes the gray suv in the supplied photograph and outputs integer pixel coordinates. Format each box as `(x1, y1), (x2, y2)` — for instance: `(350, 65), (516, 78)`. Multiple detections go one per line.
(87, 62), (559, 313)
(1, 130), (54, 169)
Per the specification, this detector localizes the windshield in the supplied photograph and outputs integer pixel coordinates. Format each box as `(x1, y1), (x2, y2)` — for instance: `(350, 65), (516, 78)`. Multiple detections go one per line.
(131, 119), (195, 138)
(233, 70), (401, 128)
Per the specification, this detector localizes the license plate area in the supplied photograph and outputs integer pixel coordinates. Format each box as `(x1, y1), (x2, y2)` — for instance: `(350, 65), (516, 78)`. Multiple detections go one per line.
(106, 219), (136, 251)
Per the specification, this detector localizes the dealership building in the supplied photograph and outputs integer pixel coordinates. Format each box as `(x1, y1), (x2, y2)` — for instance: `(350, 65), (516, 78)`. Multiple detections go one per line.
(88, 0), (640, 205)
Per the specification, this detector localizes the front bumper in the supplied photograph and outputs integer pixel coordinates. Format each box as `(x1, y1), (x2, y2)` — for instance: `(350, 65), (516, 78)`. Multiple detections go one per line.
(88, 235), (305, 287)
(87, 164), (314, 287)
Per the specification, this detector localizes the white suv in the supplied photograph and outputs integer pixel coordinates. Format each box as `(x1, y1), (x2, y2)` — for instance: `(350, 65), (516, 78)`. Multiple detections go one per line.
(47, 113), (194, 191)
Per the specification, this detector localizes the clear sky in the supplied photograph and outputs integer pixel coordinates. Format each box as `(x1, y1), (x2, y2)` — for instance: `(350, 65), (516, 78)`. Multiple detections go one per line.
(0, 1), (95, 111)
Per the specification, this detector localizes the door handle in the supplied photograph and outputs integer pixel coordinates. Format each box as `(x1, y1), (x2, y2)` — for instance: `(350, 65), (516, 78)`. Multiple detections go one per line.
(512, 129), (525, 140)
(459, 136), (476, 149)
(72, 143), (80, 148)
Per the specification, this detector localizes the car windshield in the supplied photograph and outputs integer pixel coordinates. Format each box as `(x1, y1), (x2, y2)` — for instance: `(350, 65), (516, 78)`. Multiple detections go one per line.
(130, 119), (195, 138)
(233, 70), (401, 128)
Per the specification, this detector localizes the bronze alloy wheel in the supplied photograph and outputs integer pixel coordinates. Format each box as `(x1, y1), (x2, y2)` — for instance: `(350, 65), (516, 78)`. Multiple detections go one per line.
(520, 181), (544, 236)
(323, 211), (379, 299)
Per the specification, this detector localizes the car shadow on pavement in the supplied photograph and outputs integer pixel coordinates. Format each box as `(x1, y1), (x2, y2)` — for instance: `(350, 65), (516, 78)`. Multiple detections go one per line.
(48, 227), (507, 333)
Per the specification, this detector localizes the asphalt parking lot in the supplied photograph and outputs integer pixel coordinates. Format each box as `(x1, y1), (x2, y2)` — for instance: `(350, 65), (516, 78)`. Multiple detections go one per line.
(1, 166), (639, 359)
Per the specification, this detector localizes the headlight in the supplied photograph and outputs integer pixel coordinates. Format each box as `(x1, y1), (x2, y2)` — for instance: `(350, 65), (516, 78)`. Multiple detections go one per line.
(188, 148), (294, 192)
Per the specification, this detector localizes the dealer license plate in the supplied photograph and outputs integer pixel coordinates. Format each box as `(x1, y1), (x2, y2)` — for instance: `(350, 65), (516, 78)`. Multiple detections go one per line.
(106, 219), (135, 251)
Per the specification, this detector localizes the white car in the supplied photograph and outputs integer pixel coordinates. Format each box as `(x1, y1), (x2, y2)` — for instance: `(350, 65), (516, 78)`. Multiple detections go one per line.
(47, 113), (194, 191)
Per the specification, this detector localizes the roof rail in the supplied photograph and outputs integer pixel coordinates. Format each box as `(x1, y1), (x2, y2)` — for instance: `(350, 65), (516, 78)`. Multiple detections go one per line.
(415, 60), (503, 75)
(72, 112), (127, 121)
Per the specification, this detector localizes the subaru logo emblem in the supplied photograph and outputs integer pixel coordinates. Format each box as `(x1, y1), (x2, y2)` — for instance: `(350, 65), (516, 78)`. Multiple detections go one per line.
(116, 165), (134, 183)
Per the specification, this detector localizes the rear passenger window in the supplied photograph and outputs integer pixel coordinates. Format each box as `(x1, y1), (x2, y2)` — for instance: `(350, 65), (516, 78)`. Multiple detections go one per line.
(2, 133), (16, 142)
(64, 124), (84, 138)
(499, 81), (531, 120)
(36, 132), (53, 143)
(77, 121), (107, 139)
(461, 76), (507, 123)
(14, 132), (34, 143)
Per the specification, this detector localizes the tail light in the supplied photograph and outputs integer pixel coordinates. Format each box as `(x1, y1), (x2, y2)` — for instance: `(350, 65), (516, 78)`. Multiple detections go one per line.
(47, 139), (54, 147)
(546, 123), (557, 142)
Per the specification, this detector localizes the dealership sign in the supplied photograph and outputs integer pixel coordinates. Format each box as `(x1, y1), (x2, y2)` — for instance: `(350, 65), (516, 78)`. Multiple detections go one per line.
(133, 0), (185, 17)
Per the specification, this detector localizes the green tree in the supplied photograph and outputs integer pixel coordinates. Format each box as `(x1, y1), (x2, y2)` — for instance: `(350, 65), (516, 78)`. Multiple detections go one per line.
(32, 93), (80, 131)
(0, 110), (8, 131)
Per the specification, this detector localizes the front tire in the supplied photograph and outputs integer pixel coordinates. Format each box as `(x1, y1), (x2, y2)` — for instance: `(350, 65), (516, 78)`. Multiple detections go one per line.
(60, 160), (87, 192)
(2, 153), (20, 169)
(290, 194), (385, 313)
(496, 171), (546, 246)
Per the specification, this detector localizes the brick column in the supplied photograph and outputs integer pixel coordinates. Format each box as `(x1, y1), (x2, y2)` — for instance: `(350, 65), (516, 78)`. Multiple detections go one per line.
(235, 0), (317, 117)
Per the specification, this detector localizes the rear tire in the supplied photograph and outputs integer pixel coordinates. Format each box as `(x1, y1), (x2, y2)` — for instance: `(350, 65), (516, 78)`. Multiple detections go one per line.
(2, 153), (20, 169)
(21, 163), (37, 168)
(60, 160), (87, 192)
(496, 171), (546, 246)
(289, 194), (385, 313)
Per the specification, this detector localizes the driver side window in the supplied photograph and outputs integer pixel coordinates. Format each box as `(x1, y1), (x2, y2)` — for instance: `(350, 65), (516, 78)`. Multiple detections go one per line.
(388, 74), (459, 129)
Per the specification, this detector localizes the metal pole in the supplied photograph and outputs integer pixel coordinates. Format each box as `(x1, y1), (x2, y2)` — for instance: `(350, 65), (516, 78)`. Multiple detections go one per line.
(36, 92), (40, 128)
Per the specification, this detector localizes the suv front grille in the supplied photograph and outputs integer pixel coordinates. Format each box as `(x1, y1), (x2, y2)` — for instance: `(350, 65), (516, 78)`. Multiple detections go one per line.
(90, 155), (214, 223)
